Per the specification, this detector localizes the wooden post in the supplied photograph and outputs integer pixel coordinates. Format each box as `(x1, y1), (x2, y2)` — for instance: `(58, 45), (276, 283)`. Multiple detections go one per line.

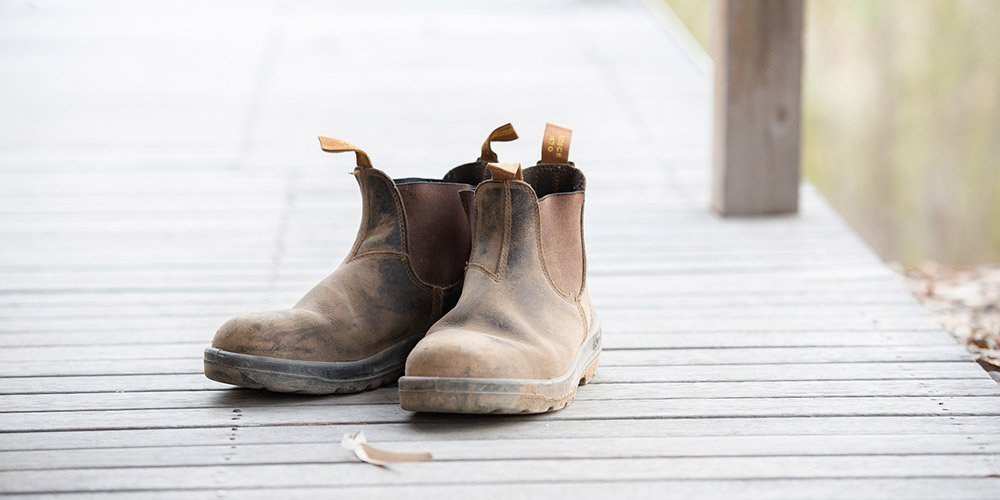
(712, 0), (804, 216)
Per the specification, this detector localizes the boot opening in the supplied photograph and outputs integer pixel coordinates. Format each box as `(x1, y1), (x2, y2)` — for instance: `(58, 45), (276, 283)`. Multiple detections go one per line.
(523, 164), (586, 199)
(441, 162), (490, 186)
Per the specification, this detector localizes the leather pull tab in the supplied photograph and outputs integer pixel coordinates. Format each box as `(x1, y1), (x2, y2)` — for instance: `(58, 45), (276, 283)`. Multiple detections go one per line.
(318, 136), (372, 168)
(541, 123), (572, 164)
(479, 123), (519, 162)
(487, 162), (523, 181)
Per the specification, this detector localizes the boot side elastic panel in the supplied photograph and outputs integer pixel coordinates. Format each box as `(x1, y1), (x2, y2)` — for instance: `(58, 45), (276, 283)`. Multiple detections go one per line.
(394, 161), (486, 288)
(397, 180), (472, 288)
(537, 192), (585, 298)
(524, 163), (587, 298)
(523, 163), (593, 327)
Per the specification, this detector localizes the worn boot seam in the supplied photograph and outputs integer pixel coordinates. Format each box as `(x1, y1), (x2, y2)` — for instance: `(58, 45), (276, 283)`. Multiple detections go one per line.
(466, 182), (508, 282)
(577, 192), (588, 296)
(431, 287), (443, 319)
(497, 182), (512, 277)
(467, 262), (502, 282)
(382, 171), (409, 254)
(348, 170), (371, 258)
(347, 252), (439, 294)
(574, 298), (589, 344)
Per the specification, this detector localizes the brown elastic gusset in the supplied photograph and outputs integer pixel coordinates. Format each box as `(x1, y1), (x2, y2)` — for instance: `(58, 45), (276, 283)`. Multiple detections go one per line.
(540, 123), (572, 164)
(397, 182), (471, 288)
(318, 136), (373, 168)
(537, 192), (585, 297)
(478, 123), (519, 162)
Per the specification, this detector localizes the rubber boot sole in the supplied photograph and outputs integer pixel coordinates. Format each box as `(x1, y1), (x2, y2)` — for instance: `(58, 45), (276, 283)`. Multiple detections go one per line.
(203, 334), (423, 394)
(398, 324), (602, 414)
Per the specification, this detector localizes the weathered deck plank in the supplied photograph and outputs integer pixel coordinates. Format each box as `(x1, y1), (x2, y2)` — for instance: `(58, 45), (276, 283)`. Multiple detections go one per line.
(5, 379), (999, 413)
(0, 0), (997, 497)
(0, 344), (980, 378)
(4, 456), (1000, 494)
(5, 434), (1000, 472)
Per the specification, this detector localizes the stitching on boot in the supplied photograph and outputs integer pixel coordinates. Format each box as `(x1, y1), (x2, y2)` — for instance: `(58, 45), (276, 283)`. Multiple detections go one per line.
(431, 287), (443, 318)
(352, 250), (407, 259)
(574, 298), (589, 343)
(467, 182), (504, 282)
(467, 262), (501, 282)
(497, 182), (512, 278)
(348, 252), (437, 293)
(472, 183), (484, 266)
(383, 172), (408, 254)
(348, 171), (371, 258)
(578, 193), (588, 296)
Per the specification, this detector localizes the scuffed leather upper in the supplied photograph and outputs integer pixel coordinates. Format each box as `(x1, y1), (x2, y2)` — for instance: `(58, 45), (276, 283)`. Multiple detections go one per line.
(211, 166), (478, 363)
(405, 164), (596, 380)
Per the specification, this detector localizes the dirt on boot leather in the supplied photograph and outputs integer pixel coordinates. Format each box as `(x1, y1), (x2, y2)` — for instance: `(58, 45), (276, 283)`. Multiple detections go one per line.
(204, 125), (519, 394)
(400, 123), (601, 414)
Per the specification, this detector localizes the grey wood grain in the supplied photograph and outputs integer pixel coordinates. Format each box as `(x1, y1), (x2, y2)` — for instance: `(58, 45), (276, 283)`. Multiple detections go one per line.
(3, 434), (999, 472)
(15, 479), (999, 500)
(4, 416), (999, 453)
(0, 345), (977, 377)
(2, 456), (999, 494)
(0, 330), (962, 364)
(714, 0), (805, 215)
(2, 379), (996, 413)
(0, 362), (987, 395)
(2, 397), (998, 433)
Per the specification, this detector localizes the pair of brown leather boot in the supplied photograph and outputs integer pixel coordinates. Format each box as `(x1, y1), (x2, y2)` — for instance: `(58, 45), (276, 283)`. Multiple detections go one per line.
(204, 124), (600, 414)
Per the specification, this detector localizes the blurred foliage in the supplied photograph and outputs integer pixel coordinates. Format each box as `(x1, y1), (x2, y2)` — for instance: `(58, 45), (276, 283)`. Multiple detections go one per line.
(665, 0), (1000, 264)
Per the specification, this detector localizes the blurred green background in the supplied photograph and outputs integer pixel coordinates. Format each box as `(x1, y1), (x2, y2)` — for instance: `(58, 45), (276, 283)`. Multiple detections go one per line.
(666, 0), (1000, 265)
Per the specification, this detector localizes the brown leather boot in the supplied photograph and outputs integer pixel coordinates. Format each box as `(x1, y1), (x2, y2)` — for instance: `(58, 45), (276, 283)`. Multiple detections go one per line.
(204, 124), (519, 394)
(399, 124), (601, 414)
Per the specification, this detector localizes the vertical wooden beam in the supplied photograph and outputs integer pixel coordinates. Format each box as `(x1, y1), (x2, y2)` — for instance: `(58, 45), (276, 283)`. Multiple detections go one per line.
(712, 0), (804, 216)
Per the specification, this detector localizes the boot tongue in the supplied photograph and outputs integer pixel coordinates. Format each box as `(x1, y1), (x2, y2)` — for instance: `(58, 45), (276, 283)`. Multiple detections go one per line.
(486, 162), (523, 181)
(540, 123), (572, 164)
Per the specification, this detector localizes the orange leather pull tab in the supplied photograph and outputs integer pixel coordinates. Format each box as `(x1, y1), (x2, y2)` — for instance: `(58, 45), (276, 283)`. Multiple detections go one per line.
(318, 137), (372, 168)
(479, 123), (519, 162)
(541, 123), (572, 164)
(487, 162), (523, 181)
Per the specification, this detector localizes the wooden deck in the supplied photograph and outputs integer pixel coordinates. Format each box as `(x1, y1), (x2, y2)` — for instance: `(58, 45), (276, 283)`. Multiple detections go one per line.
(1, 0), (998, 497)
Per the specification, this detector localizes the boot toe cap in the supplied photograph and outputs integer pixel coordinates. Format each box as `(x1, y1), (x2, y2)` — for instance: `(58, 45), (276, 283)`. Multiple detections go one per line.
(211, 309), (333, 361)
(404, 329), (538, 380)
